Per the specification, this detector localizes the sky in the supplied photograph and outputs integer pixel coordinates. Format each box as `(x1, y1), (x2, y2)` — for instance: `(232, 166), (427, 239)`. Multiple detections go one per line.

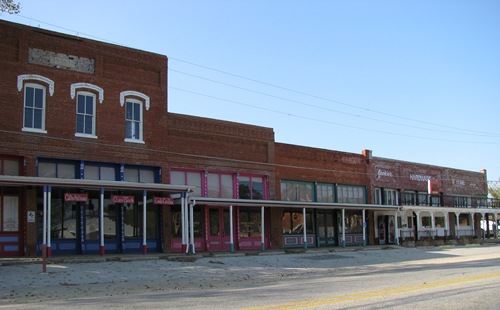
(2, 1), (500, 185)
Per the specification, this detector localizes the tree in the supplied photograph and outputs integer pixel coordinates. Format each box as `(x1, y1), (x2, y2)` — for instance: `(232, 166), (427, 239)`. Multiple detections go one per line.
(488, 180), (500, 200)
(0, 0), (21, 14)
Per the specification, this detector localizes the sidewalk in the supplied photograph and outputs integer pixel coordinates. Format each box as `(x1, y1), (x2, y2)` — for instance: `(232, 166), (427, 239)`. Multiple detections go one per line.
(0, 245), (398, 267)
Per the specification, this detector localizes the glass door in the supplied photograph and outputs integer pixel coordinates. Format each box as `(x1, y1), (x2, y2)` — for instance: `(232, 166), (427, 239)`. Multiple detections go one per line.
(207, 207), (231, 251)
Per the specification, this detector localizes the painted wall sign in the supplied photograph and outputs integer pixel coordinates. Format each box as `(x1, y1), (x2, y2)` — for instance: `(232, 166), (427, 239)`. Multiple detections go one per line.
(376, 169), (393, 179)
(410, 174), (432, 182)
(153, 197), (174, 205)
(64, 193), (88, 202)
(428, 180), (441, 195)
(112, 195), (135, 204)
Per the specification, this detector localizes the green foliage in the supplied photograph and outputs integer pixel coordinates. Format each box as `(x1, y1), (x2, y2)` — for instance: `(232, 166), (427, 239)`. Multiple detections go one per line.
(488, 180), (500, 199)
(0, 0), (21, 14)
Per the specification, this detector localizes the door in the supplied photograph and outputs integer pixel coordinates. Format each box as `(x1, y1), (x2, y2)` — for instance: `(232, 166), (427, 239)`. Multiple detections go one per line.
(207, 207), (231, 251)
(317, 210), (337, 247)
(0, 195), (21, 256)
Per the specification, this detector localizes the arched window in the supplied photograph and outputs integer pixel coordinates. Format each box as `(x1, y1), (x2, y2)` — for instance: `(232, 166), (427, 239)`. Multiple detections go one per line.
(17, 74), (54, 133)
(120, 91), (149, 143)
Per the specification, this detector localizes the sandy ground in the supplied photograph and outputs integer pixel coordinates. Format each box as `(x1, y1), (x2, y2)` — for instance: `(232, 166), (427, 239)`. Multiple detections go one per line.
(1, 245), (499, 305)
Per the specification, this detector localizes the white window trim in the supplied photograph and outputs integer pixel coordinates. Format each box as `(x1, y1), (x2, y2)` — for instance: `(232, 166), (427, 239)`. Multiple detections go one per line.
(70, 83), (104, 103)
(120, 90), (150, 110)
(17, 74), (54, 96)
(75, 91), (98, 139)
(22, 83), (47, 134)
(124, 98), (144, 144)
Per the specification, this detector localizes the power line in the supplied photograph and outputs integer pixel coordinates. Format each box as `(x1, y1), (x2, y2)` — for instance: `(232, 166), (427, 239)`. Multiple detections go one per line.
(169, 86), (500, 145)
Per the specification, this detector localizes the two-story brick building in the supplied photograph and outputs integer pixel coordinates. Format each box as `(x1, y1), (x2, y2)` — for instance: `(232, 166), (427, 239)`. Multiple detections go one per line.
(0, 20), (497, 258)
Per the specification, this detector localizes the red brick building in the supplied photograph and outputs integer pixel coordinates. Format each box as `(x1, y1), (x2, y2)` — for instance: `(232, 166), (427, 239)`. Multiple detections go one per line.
(0, 20), (496, 257)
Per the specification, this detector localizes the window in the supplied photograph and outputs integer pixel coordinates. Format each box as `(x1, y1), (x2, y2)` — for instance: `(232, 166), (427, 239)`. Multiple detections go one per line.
(454, 196), (471, 208)
(38, 160), (78, 179)
(0, 157), (21, 176)
(316, 183), (334, 203)
(23, 83), (46, 132)
(1, 195), (19, 232)
(374, 188), (382, 204)
(208, 173), (234, 198)
(282, 209), (314, 234)
(238, 175), (265, 200)
(340, 210), (363, 234)
(239, 207), (262, 237)
(337, 185), (366, 204)
(404, 191), (416, 205)
(171, 170), (203, 197)
(422, 216), (431, 227)
(435, 217), (445, 228)
(384, 189), (399, 205)
(418, 192), (429, 206)
(459, 214), (470, 226)
(123, 166), (157, 183)
(84, 164), (117, 181)
(76, 92), (96, 137)
(280, 181), (313, 202)
(125, 99), (143, 143)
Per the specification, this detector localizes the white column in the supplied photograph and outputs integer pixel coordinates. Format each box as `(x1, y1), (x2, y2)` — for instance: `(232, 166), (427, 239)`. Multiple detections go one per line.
(47, 186), (52, 256)
(415, 211), (421, 240)
(189, 200), (195, 254)
(229, 205), (234, 253)
(495, 213), (498, 240)
(181, 193), (187, 253)
(430, 211), (435, 239)
(471, 213), (475, 237)
(342, 209), (346, 247)
(455, 212), (460, 238)
(100, 188), (105, 256)
(261, 206), (265, 251)
(42, 186), (47, 273)
(362, 209), (366, 247)
(394, 211), (399, 245)
(444, 211), (449, 238)
(142, 190), (147, 254)
(303, 208), (307, 249)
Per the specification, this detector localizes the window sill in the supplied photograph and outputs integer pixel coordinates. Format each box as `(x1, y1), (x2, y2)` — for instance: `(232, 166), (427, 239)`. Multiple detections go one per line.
(75, 133), (98, 139)
(22, 127), (47, 134)
(124, 138), (145, 144)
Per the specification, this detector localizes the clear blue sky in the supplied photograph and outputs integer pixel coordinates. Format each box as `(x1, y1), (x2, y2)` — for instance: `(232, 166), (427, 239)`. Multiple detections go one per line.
(2, 1), (500, 185)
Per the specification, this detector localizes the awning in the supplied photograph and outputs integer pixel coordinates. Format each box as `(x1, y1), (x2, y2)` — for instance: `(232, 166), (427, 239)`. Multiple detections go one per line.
(189, 196), (399, 211)
(0, 175), (193, 193)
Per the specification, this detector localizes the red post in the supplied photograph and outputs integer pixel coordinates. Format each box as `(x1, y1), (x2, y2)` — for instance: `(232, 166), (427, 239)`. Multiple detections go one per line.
(143, 244), (147, 255)
(42, 244), (47, 273)
(100, 245), (105, 256)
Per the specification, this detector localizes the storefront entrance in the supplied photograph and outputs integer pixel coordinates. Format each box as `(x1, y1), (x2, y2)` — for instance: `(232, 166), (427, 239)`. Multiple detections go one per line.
(207, 207), (231, 251)
(378, 215), (396, 245)
(317, 209), (337, 247)
(0, 194), (21, 256)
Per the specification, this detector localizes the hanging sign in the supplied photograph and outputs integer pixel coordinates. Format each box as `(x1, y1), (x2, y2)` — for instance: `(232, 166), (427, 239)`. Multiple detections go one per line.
(153, 197), (174, 205)
(428, 180), (441, 196)
(112, 195), (135, 204)
(64, 193), (88, 202)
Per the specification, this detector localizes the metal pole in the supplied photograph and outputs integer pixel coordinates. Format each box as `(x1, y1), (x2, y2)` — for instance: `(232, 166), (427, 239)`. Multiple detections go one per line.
(100, 188), (105, 256)
(362, 209), (366, 247)
(47, 186), (52, 257)
(229, 205), (234, 253)
(181, 192), (186, 253)
(342, 209), (346, 248)
(189, 200), (195, 254)
(42, 185), (47, 273)
(142, 190), (147, 255)
(261, 206), (265, 251)
(303, 208), (307, 250)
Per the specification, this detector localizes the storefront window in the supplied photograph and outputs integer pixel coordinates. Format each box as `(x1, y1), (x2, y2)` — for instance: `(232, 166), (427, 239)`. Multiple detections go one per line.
(239, 207), (261, 237)
(282, 210), (313, 234)
(171, 206), (203, 238)
(50, 192), (78, 239)
(171, 170), (203, 197)
(339, 210), (363, 234)
(280, 181), (313, 202)
(208, 173), (234, 198)
(316, 183), (334, 203)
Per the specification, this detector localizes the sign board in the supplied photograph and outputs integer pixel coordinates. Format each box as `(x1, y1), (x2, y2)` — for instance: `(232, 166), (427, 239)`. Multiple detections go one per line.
(27, 211), (36, 223)
(112, 195), (135, 204)
(153, 197), (174, 205)
(428, 180), (440, 196)
(64, 193), (88, 202)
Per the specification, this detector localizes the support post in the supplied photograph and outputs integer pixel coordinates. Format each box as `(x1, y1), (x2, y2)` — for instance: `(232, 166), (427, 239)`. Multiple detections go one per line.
(142, 190), (147, 255)
(362, 209), (366, 247)
(42, 186), (47, 273)
(342, 208), (346, 247)
(261, 206), (265, 251)
(229, 205), (234, 253)
(181, 192), (187, 253)
(394, 211), (399, 245)
(303, 208), (307, 250)
(100, 188), (105, 256)
(189, 200), (195, 254)
(47, 186), (52, 257)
